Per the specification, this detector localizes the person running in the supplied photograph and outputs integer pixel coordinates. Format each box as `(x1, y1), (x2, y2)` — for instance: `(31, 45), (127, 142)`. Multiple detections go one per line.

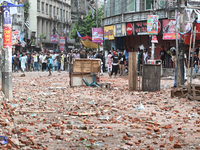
(119, 51), (125, 76)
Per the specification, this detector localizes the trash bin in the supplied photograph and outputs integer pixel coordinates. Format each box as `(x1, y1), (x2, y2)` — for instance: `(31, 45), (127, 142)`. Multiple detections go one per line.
(142, 64), (161, 91)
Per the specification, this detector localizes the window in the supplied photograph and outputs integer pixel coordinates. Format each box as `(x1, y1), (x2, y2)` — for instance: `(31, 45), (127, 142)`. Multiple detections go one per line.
(124, 0), (128, 13)
(129, 0), (135, 12)
(42, 2), (44, 12)
(140, 0), (145, 11)
(53, 6), (55, 16)
(115, 0), (121, 15)
(46, 4), (48, 13)
(146, 0), (151, 10)
(50, 5), (52, 15)
(37, 0), (40, 10)
(57, 8), (59, 15)
(63, 10), (65, 19)
(60, 9), (62, 17)
(66, 11), (68, 20)
(112, 0), (115, 16)
(105, 0), (110, 17)
(159, 0), (166, 9)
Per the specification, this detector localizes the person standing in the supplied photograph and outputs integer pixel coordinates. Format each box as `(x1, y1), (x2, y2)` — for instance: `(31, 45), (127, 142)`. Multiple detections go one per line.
(160, 46), (167, 68)
(110, 52), (120, 78)
(138, 49), (143, 72)
(20, 53), (27, 73)
(119, 51), (125, 76)
(46, 51), (53, 76)
(40, 52), (47, 71)
(193, 52), (199, 78)
(80, 49), (87, 58)
(61, 53), (65, 70)
(56, 53), (61, 72)
(33, 52), (39, 71)
(166, 43), (173, 68)
(107, 52), (112, 74)
(172, 50), (177, 88)
(96, 51), (104, 75)
(143, 48), (148, 64)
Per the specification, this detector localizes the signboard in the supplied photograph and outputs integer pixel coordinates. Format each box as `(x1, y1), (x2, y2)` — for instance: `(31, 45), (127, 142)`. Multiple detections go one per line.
(126, 23), (133, 35)
(151, 35), (158, 43)
(59, 36), (65, 45)
(51, 34), (57, 43)
(163, 19), (180, 40)
(134, 22), (147, 35)
(104, 26), (115, 40)
(92, 28), (103, 43)
(147, 15), (159, 34)
(113, 23), (126, 37)
(3, 7), (11, 24)
(20, 33), (24, 42)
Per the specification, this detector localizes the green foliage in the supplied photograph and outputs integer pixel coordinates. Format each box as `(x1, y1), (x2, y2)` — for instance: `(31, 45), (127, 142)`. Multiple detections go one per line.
(24, 1), (30, 14)
(70, 6), (104, 41)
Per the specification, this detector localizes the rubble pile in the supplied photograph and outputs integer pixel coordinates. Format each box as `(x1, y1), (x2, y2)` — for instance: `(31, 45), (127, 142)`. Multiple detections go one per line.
(0, 72), (199, 149)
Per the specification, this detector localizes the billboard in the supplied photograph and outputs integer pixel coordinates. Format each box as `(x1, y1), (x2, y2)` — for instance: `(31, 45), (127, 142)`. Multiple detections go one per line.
(92, 28), (103, 43)
(147, 15), (159, 35)
(51, 34), (57, 43)
(163, 19), (180, 40)
(104, 25), (115, 40)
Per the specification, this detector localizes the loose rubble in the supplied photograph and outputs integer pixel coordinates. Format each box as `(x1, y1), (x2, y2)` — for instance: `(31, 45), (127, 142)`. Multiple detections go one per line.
(0, 72), (199, 149)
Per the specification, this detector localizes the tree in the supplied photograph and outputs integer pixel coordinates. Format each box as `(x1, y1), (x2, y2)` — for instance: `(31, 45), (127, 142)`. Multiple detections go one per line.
(70, 6), (104, 41)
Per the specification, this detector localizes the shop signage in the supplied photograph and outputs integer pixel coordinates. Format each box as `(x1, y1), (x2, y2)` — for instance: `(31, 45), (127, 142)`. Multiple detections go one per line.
(147, 15), (159, 35)
(104, 25), (115, 40)
(113, 23), (126, 37)
(151, 35), (158, 43)
(92, 28), (103, 43)
(3, 26), (12, 48)
(126, 23), (133, 35)
(163, 19), (180, 40)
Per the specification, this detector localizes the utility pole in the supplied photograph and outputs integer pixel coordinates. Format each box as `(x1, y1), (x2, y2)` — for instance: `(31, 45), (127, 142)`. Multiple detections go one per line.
(61, 0), (63, 36)
(96, 0), (99, 52)
(177, 0), (185, 85)
(2, 7), (12, 100)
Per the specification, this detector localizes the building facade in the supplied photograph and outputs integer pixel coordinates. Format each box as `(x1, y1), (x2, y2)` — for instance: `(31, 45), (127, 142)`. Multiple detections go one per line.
(103, 0), (200, 60)
(28, 0), (72, 49)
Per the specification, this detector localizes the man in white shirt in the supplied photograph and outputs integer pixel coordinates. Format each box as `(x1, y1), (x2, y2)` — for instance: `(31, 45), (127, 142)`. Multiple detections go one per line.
(40, 52), (47, 71)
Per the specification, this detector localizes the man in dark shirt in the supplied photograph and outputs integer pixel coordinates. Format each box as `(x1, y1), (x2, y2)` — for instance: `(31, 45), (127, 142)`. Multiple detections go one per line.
(80, 49), (87, 58)
(56, 53), (61, 72)
(110, 52), (120, 78)
(160, 46), (166, 67)
(27, 53), (32, 71)
(119, 51), (126, 76)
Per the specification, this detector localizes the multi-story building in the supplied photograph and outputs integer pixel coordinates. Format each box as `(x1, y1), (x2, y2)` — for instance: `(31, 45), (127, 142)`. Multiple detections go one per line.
(103, 0), (200, 60)
(28, 0), (72, 50)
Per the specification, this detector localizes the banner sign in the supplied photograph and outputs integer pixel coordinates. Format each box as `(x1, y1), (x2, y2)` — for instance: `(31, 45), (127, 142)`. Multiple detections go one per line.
(147, 15), (159, 35)
(104, 26), (115, 40)
(51, 34), (57, 43)
(3, 7), (12, 48)
(113, 23), (126, 37)
(163, 19), (180, 40)
(59, 36), (65, 44)
(59, 44), (64, 51)
(92, 28), (103, 43)
(12, 30), (20, 45)
(20, 33), (24, 42)
(3, 26), (12, 48)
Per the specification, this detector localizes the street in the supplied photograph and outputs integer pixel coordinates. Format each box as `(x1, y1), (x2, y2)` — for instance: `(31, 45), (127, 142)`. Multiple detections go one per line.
(0, 72), (199, 149)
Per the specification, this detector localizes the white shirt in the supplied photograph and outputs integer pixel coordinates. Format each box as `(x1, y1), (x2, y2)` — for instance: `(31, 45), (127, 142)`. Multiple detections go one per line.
(40, 55), (47, 63)
(33, 55), (38, 62)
